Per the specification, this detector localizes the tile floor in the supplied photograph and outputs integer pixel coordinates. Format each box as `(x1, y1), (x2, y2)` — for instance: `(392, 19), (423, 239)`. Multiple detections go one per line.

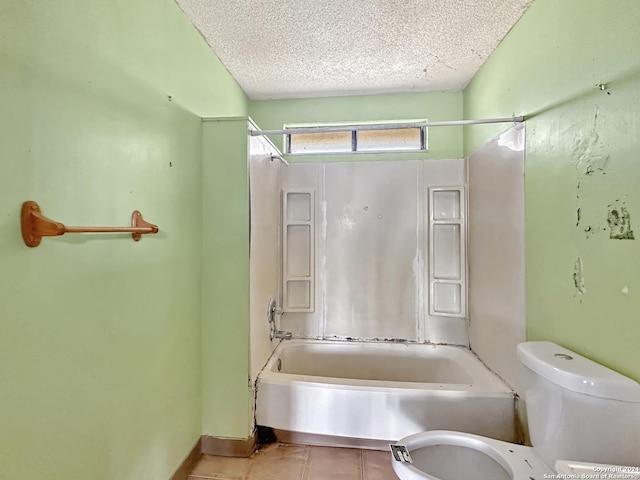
(188, 443), (399, 480)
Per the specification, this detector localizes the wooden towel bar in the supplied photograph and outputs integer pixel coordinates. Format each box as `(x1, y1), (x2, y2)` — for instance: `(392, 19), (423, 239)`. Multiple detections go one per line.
(21, 201), (159, 247)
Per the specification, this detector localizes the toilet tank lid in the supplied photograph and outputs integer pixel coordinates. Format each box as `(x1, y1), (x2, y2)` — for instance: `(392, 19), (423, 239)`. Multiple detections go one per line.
(517, 342), (640, 403)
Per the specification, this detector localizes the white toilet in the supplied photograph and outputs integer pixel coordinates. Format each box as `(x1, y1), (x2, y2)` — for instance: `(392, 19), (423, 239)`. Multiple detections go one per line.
(392, 341), (640, 480)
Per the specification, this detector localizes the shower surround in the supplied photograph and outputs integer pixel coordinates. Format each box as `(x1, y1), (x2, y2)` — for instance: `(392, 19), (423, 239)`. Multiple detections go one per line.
(279, 158), (468, 346)
(251, 125), (526, 447)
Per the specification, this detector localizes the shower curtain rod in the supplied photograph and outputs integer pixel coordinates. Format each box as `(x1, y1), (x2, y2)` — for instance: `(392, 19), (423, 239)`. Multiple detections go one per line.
(249, 123), (289, 165)
(249, 116), (524, 137)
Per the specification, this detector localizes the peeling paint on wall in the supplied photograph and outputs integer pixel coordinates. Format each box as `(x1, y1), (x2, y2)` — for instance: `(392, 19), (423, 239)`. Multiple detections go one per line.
(607, 203), (635, 240)
(571, 108), (612, 240)
(572, 109), (609, 175)
(573, 257), (585, 295)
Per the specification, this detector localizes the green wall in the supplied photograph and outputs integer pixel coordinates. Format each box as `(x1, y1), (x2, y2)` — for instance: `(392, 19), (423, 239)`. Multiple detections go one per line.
(250, 91), (463, 162)
(0, 1), (247, 479)
(464, 0), (640, 381)
(201, 118), (252, 439)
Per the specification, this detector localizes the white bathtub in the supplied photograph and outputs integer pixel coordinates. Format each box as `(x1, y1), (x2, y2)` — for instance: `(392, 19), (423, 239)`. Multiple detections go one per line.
(255, 340), (516, 447)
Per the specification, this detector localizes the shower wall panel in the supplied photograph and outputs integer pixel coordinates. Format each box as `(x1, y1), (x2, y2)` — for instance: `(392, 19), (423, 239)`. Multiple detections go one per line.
(280, 159), (467, 343)
(249, 130), (281, 383)
(468, 124), (525, 389)
(323, 161), (419, 340)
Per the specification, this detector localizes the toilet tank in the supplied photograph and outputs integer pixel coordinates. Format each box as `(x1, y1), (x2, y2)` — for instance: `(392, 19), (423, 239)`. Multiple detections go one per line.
(517, 341), (640, 468)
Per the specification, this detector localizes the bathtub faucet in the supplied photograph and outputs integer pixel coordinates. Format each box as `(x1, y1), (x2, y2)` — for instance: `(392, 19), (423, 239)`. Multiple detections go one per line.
(267, 297), (293, 341)
(273, 330), (293, 340)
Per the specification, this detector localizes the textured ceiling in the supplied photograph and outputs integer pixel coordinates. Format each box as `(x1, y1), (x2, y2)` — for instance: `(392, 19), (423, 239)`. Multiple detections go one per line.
(176, 0), (533, 100)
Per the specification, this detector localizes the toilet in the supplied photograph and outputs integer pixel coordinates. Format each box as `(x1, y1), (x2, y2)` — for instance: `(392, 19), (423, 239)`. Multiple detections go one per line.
(392, 341), (640, 480)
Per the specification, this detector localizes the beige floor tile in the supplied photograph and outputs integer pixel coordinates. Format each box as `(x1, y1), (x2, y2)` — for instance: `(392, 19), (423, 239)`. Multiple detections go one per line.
(187, 474), (242, 480)
(189, 454), (251, 479)
(245, 443), (309, 480)
(362, 450), (398, 480)
(305, 446), (363, 480)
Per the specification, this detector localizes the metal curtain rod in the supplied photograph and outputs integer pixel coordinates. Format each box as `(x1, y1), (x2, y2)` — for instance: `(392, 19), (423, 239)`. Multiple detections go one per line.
(249, 124), (289, 165)
(249, 116), (524, 137)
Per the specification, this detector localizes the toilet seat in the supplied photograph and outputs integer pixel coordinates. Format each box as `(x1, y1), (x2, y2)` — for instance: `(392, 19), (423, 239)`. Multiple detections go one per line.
(392, 431), (553, 480)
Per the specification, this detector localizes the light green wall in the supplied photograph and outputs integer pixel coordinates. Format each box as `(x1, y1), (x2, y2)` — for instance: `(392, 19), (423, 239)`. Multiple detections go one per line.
(249, 91), (463, 162)
(0, 1), (247, 479)
(201, 118), (252, 439)
(464, 0), (640, 381)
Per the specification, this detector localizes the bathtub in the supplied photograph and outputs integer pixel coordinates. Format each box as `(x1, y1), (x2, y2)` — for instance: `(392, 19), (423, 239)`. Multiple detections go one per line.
(255, 340), (516, 448)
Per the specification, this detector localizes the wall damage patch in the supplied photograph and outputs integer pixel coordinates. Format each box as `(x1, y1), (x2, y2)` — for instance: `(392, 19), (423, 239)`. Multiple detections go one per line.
(571, 108), (609, 175)
(573, 257), (585, 295)
(607, 204), (634, 240)
(571, 108), (610, 240)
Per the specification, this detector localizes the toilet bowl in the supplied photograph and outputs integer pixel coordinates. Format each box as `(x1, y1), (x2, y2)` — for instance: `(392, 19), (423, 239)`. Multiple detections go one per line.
(391, 342), (640, 480)
(391, 431), (552, 480)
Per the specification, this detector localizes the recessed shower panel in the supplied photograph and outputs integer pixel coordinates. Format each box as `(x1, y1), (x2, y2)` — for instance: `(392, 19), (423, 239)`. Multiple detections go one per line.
(282, 189), (315, 312)
(428, 186), (466, 318)
(432, 224), (461, 279)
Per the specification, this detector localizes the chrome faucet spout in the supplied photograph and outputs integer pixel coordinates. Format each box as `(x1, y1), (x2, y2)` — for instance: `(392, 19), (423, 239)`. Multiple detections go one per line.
(274, 330), (293, 340)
